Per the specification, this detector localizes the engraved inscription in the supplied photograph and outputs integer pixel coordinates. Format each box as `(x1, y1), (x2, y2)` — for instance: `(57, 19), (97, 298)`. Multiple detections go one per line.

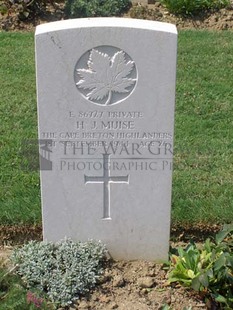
(84, 154), (129, 219)
(75, 46), (137, 106)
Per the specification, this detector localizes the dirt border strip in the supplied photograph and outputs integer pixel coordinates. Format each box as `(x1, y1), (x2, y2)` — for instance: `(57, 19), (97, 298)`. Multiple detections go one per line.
(0, 223), (222, 246)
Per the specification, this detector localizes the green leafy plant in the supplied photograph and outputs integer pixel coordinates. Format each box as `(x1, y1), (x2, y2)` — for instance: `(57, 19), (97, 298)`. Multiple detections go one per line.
(161, 0), (231, 16)
(169, 224), (233, 308)
(11, 239), (107, 308)
(0, 2), (8, 14)
(64, 0), (131, 18)
(161, 304), (172, 310)
(0, 0), (51, 20)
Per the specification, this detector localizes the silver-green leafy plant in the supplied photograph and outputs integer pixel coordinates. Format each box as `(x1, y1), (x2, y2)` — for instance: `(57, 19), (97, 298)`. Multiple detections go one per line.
(11, 239), (107, 308)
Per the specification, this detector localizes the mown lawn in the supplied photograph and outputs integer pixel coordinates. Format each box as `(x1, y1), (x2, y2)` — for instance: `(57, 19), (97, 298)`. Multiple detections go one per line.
(0, 30), (232, 225)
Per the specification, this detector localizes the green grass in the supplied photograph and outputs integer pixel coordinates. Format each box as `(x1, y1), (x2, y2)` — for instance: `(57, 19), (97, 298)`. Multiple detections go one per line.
(0, 30), (232, 225)
(0, 266), (28, 310)
(173, 30), (233, 224)
(0, 33), (41, 224)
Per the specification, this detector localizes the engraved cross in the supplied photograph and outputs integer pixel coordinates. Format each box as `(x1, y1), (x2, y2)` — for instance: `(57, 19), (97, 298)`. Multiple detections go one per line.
(84, 154), (129, 219)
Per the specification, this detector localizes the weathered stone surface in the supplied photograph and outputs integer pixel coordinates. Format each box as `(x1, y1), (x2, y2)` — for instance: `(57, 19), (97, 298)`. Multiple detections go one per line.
(36, 18), (177, 260)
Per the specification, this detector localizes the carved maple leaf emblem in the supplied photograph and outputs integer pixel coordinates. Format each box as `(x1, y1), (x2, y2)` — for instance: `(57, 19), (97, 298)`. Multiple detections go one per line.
(76, 49), (136, 105)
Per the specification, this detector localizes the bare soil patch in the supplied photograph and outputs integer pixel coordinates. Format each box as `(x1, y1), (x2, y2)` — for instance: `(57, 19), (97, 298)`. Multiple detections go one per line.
(0, 224), (222, 309)
(128, 3), (233, 30)
(0, 245), (207, 310)
(74, 260), (207, 310)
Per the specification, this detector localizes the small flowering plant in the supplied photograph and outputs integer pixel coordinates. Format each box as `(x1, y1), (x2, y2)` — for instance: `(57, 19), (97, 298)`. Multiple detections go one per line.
(26, 291), (45, 308)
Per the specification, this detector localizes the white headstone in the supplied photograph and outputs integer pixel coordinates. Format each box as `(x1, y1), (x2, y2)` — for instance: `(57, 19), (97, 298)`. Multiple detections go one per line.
(36, 18), (177, 261)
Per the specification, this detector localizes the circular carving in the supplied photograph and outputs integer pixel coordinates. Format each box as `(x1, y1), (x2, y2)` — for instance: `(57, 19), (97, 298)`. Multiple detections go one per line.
(74, 46), (137, 106)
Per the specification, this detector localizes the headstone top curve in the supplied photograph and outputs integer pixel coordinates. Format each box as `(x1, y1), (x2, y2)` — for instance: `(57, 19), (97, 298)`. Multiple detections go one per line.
(35, 17), (177, 36)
